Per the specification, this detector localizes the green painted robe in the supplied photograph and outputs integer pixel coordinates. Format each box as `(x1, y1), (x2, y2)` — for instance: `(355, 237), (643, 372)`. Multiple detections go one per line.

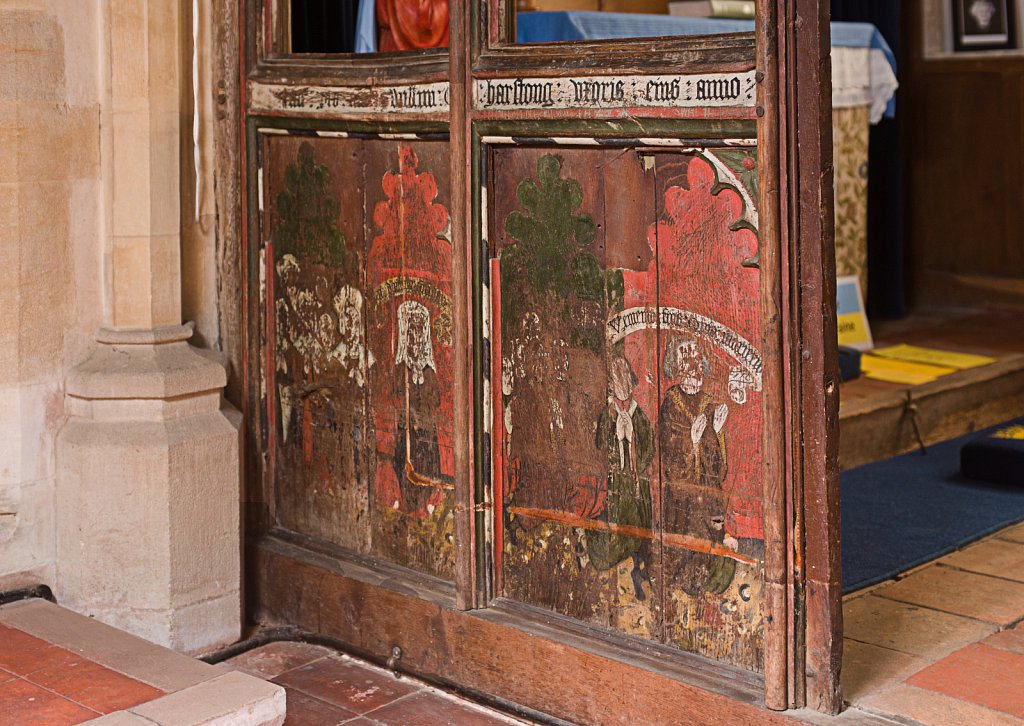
(586, 399), (654, 570)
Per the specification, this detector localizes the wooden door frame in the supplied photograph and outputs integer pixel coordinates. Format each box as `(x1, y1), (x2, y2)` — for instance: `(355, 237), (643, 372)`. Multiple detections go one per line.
(772, 0), (842, 712)
(213, 0), (841, 718)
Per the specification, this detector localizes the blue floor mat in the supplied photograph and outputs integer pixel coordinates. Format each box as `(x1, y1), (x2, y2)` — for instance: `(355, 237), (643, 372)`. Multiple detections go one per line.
(841, 418), (1024, 593)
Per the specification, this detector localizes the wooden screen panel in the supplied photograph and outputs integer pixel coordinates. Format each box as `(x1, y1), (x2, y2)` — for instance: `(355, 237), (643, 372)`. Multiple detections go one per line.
(264, 134), (455, 581)
(493, 147), (616, 631)
(491, 145), (765, 671)
(364, 139), (456, 579)
(267, 136), (371, 554)
(492, 145), (666, 638)
(650, 150), (764, 668)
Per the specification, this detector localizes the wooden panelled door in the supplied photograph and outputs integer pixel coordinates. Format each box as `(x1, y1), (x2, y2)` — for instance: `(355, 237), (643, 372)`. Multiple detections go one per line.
(241, 1), (841, 720)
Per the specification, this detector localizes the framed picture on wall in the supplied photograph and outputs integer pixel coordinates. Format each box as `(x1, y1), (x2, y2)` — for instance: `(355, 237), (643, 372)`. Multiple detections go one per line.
(952, 0), (1016, 51)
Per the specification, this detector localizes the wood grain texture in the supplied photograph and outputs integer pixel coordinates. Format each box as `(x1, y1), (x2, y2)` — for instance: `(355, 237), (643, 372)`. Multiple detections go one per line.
(259, 135), (457, 579)
(449, 0), (477, 608)
(791, 0), (842, 713)
(490, 146), (765, 670)
(840, 356), (1024, 470)
(839, 308), (1024, 468)
(250, 535), (797, 726)
(904, 0), (1024, 303)
(754, 0), (789, 708)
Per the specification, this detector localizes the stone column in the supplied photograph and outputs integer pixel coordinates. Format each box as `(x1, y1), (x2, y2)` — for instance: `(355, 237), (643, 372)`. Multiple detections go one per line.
(55, 0), (241, 654)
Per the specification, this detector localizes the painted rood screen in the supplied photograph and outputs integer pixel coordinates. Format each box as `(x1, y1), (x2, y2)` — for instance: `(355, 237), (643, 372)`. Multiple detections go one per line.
(263, 134), (766, 672)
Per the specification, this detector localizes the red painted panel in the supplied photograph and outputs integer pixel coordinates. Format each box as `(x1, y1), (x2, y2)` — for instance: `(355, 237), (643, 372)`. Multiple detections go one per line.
(491, 145), (765, 670)
(263, 135), (454, 580)
(365, 141), (456, 579)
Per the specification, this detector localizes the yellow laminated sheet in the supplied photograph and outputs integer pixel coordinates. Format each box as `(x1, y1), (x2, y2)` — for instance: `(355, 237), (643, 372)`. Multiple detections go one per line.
(870, 344), (997, 370)
(859, 354), (956, 385)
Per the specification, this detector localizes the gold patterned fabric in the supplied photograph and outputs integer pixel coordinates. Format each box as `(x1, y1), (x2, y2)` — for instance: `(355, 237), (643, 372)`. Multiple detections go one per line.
(832, 105), (870, 297)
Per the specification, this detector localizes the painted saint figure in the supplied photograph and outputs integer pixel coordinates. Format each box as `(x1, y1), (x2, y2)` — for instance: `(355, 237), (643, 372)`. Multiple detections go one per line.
(329, 285), (372, 388)
(587, 356), (654, 600)
(392, 300), (443, 516)
(659, 335), (737, 595)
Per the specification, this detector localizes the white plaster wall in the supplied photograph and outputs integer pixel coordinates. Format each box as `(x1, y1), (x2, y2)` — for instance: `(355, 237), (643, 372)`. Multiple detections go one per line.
(1, 0), (104, 590)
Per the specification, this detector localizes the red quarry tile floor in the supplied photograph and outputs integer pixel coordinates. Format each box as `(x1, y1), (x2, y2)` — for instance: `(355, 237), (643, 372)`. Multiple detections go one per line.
(984, 621), (1024, 657)
(227, 641), (532, 726)
(907, 642), (1024, 718)
(837, 522), (1024, 725)
(0, 623), (164, 723)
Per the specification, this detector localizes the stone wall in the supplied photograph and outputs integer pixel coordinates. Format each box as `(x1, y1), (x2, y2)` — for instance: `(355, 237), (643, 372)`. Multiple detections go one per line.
(0, 0), (103, 592)
(1, 0), (237, 653)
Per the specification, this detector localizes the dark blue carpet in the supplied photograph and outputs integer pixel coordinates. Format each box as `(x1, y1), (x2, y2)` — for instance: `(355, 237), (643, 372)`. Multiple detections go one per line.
(841, 418), (1024, 593)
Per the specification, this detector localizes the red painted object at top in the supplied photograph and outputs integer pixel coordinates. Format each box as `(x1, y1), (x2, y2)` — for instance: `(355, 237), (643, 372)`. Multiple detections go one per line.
(377, 0), (450, 51)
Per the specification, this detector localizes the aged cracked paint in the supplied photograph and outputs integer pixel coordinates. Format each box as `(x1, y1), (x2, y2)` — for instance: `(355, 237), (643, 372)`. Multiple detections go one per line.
(265, 136), (453, 578)
(492, 146), (765, 670)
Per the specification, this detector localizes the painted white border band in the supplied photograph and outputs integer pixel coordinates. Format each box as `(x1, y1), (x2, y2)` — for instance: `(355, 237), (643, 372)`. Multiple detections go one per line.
(473, 71), (756, 111)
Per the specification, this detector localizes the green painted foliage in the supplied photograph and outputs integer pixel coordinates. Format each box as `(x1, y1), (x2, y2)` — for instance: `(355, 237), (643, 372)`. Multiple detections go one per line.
(274, 142), (349, 269)
(501, 154), (621, 353)
(714, 148), (759, 203)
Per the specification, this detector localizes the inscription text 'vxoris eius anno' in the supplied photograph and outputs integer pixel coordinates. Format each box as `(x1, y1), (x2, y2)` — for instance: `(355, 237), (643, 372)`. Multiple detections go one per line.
(474, 72), (756, 111)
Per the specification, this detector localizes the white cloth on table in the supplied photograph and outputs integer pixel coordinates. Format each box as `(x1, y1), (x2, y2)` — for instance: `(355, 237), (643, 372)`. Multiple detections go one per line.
(831, 46), (900, 125)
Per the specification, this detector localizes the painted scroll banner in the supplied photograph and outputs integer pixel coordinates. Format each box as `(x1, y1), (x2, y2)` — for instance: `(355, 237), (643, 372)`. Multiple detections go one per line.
(473, 71), (756, 112)
(251, 82), (451, 115)
(607, 306), (763, 395)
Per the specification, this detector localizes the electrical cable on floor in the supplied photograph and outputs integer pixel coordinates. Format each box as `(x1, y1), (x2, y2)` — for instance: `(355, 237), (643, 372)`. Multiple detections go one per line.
(0, 585), (55, 608)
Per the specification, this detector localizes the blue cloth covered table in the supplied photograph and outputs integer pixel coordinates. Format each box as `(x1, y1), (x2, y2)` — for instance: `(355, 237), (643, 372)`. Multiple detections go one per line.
(516, 12), (897, 119)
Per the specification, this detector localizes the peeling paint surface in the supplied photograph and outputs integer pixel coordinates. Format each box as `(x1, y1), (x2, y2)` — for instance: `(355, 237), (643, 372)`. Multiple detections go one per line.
(491, 146), (765, 670)
(264, 136), (453, 578)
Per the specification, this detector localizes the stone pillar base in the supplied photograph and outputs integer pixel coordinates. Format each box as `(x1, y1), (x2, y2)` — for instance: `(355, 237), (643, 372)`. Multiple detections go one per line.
(56, 324), (241, 654)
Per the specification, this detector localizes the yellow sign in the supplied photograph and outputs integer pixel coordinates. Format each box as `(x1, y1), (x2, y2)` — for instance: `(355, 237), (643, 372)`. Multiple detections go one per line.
(992, 425), (1024, 441)
(871, 344), (996, 371)
(836, 276), (872, 351)
(859, 354), (955, 386)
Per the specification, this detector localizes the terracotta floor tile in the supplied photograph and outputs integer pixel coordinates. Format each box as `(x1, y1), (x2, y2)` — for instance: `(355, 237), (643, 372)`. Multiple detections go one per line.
(996, 522), (1024, 544)
(366, 691), (518, 726)
(27, 647), (164, 713)
(0, 624), (66, 675)
(0, 677), (99, 725)
(275, 656), (418, 714)
(843, 594), (997, 660)
(841, 638), (929, 703)
(983, 626), (1024, 657)
(907, 643), (1024, 718)
(862, 683), (1023, 726)
(225, 641), (334, 679)
(941, 539), (1024, 583)
(873, 565), (1024, 626)
(282, 686), (358, 725)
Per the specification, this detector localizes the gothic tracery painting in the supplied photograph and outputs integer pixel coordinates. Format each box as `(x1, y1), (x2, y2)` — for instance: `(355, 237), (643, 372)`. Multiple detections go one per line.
(492, 146), (765, 670)
(267, 136), (454, 579)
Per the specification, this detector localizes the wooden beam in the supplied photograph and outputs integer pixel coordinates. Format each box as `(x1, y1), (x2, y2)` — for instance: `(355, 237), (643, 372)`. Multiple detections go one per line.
(791, 0), (842, 714)
(755, 0), (790, 710)
(250, 534), (797, 726)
